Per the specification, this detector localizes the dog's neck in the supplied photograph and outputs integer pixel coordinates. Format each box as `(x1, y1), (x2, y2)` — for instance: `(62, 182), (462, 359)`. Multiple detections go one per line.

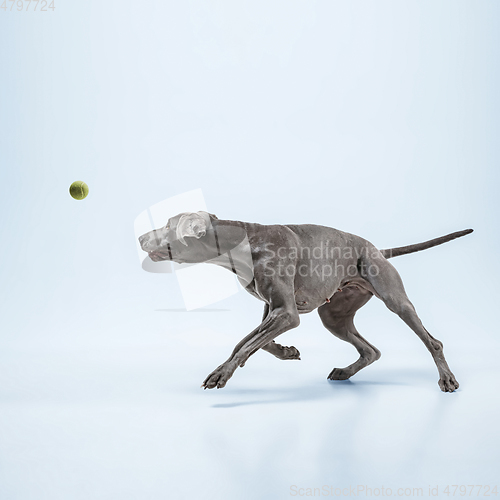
(207, 219), (254, 287)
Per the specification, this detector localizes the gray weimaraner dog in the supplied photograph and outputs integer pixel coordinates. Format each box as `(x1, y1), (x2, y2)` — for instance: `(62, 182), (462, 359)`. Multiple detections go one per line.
(138, 212), (472, 393)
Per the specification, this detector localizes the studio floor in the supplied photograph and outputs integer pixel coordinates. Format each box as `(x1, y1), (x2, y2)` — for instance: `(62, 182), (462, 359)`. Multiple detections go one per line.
(1, 295), (498, 500)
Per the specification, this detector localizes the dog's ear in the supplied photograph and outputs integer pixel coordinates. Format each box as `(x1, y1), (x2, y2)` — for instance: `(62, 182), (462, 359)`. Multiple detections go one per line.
(208, 213), (218, 220)
(175, 212), (209, 246)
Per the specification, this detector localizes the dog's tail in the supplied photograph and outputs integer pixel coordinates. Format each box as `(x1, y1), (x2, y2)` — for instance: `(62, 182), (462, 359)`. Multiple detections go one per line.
(380, 229), (473, 259)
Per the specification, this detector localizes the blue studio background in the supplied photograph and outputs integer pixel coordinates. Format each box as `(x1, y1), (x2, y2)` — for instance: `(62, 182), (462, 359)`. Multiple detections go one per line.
(0, 1), (499, 499)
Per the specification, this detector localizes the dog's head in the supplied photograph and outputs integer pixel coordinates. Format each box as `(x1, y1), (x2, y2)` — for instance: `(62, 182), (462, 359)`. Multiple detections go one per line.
(138, 211), (219, 264)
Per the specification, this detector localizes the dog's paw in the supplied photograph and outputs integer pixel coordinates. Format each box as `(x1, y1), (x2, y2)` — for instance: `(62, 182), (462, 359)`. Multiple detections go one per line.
(281, 346), (301, 360)
(327, 368), (352, 381)
(201, 362), (236, 390)
(438, 373), (459, 393)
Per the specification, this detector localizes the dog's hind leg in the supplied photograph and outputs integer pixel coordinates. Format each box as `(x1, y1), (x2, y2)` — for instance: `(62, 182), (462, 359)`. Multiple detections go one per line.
(318, 284), (380, 380)
(360, 250), (459, 392)
(260, 304), (301, 360)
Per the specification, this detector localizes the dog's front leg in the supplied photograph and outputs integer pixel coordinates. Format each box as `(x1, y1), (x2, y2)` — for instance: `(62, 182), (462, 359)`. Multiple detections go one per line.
(201, 299), (300, 390)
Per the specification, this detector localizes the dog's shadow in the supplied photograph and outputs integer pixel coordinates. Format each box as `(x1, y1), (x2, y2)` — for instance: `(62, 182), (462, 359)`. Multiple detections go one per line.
(210, 376), (411, 409)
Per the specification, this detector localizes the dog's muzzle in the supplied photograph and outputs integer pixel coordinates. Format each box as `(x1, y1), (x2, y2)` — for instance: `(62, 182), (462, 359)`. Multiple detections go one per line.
(139, 234), (173, 261)
(147, 243), (173, 262)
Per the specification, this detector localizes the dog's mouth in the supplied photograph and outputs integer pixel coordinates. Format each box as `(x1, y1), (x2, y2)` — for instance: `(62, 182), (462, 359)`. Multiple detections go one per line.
(148, 250), (170, 262)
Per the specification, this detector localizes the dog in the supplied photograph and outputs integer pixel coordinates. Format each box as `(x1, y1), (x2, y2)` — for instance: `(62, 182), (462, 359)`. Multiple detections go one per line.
(138, 211), (472, 393)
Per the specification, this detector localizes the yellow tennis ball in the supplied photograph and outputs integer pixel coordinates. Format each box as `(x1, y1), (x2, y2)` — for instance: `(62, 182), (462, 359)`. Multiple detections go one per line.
(69, 181), (89, 200)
